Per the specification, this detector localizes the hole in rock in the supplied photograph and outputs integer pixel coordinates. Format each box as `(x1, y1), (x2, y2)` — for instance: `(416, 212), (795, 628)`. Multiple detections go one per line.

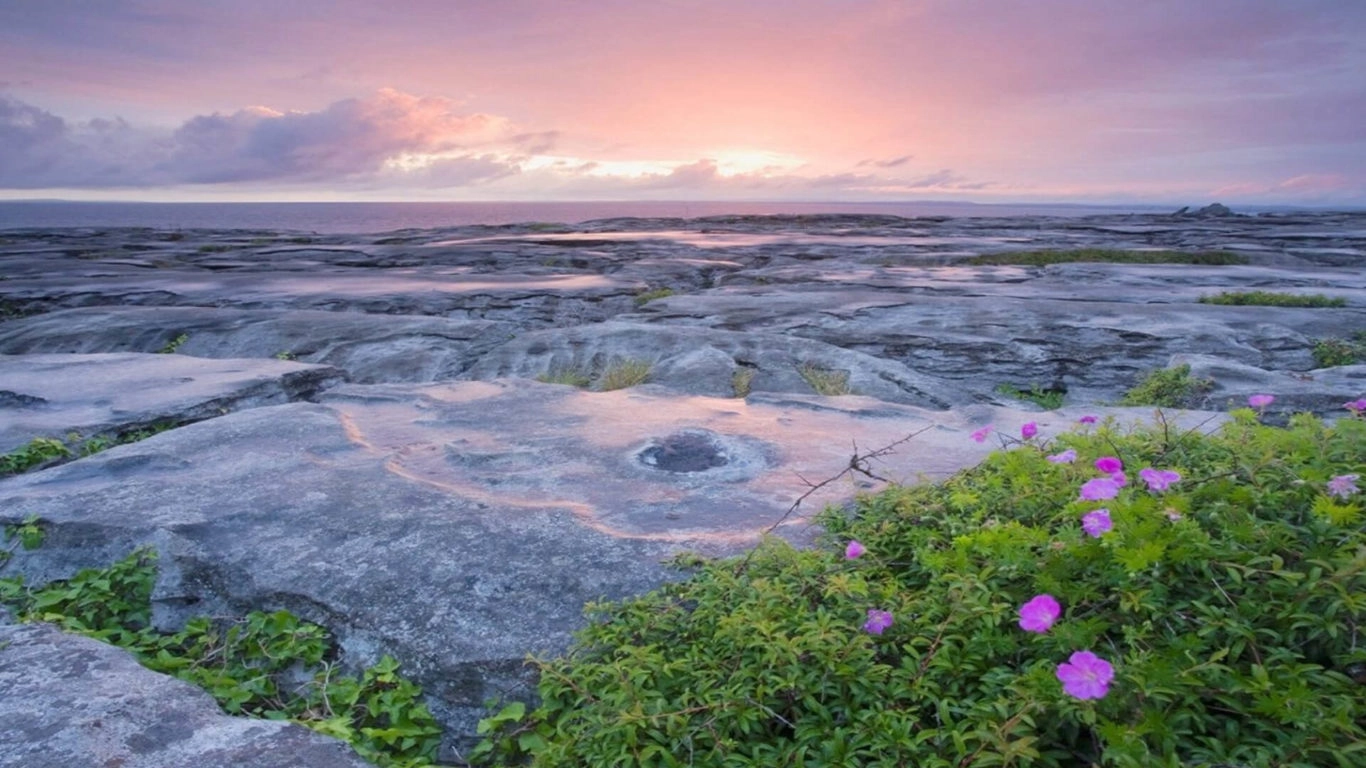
(638, 431), (730, 473)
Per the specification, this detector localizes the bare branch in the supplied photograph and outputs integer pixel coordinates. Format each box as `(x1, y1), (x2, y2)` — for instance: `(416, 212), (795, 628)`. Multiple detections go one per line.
(733, 424), (933, 575)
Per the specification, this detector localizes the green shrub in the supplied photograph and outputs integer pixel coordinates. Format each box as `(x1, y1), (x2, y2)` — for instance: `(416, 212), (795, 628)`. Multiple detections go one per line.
(597, 359), (652, 391)
(0, 437), (71, 476)
(1198, 291), (1346, 308)
(798, 363), (852, 396)
(995, 383), (1065, 410)
(476, 413), (1366, 767)
(964, 249), (1245, 266)
(1312, 334), (1366, 368)
(0, 426), (185, 477)
(0, 551), (442, 767)
(1120, 364), (1213, 408)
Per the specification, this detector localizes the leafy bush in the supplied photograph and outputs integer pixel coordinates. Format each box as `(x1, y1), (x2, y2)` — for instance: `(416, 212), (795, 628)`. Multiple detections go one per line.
(1120, 364), (1213, 408)
(476, 412), (1365, 767)
(0, 426), (184, 477)
(1198, 291), (1346, 308)
(0, 551), (443, 767)
(965, 249), (1245, 267)
(1313, 334), (1366, 368)
(0, 437), (72, 476)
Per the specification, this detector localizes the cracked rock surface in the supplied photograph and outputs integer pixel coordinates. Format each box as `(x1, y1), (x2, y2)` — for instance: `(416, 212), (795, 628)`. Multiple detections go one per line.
(1, 212), (1363, 762)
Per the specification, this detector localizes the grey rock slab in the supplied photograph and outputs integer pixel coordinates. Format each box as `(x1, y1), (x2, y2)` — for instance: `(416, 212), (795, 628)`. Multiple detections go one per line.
(0, 378), (1222, 751)
(0, 353), (344, 453)
(0, 620), (374, 768)
(1172, 353), (1365, 416)
(0, 306), (515, 383)
(635, 283), (1365, 402)
(464, 320), (968, 407)
(0, 261), (643, 323)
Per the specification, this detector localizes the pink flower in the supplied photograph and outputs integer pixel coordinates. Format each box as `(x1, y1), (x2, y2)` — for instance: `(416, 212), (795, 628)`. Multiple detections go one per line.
(1018, 594), (1061, 633)
(1078, 415), (1098, 425)
(1079, 477), (1120, 501)
(1248, 394), (1274, 409)
(1082, 509), (1113, 537)
(1139, 468), (1181, 492)
(863, 609), (894, 635)
(1110, 471), (1128, 488)
(845, 540), (866, 560)
(1345, 399), (1366, 414)
(1327, 474), (1359, 499)
(970, 425), (992, 443)
(1165, 509), (1184, 522)
(1047, 449), (1077, 464)
(1021, 422), (1038, 440)
(1094, 457), (1123, 474)
(1056, 651), (1115, 700)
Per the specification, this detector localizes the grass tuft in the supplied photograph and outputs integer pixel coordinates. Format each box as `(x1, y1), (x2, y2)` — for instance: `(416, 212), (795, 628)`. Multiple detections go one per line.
(1198, 291), (1346, 308)
(731, 367), (756, 398)
(798, 363), (853, 396)
(597, 359), (652, 391)
(536, 367), (594, 388)
(634, 287), (675, 307)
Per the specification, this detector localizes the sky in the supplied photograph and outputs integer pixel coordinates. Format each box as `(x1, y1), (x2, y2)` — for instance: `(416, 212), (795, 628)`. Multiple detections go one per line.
(2, 0), (1364, 206)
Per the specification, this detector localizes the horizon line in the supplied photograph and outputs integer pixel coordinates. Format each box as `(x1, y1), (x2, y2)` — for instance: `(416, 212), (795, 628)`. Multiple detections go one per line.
(2, 197), (1362, 212)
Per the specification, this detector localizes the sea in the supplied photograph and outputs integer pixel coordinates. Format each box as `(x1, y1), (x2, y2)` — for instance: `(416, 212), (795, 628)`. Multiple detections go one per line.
(0, 200), (1176, 235)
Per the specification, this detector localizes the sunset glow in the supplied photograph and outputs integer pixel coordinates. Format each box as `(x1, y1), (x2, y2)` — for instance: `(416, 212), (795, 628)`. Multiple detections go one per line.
(1, 0), (1363, 205)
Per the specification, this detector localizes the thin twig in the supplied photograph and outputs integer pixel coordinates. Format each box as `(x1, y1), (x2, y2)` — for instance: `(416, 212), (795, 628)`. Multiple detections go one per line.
(734, 425), (932, 575)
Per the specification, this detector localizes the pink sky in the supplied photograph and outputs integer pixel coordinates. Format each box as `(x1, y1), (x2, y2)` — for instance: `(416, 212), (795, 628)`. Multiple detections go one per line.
(2, 0), (1363, 205)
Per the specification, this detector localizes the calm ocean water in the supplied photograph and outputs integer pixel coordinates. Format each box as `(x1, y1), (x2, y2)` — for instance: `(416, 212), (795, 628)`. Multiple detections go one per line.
(0, 200), (1168, 234)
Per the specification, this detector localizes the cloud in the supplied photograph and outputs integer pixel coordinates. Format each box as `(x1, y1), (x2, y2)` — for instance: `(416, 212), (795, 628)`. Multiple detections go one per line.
(0, 88), (522, 189)
(1210, 174), (1363, 202)
(0, 95), (165, 188)
(857, 155), (913, 169)
(163, 88), (516, 183)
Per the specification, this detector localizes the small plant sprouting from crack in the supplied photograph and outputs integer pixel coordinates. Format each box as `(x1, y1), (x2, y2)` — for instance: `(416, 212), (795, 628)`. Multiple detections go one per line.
(597, 359), (652, 391)
(995, 383), (1065, 410)
(158, 333), (189, 354)
(1120, 364), (1214, 408)
(0, 438), (71, 476)
(1312, 332), (1366, 368)
(634, 287), (675, 307)
(732, 367), (756, 398)
(798, 363), (852, 396)
(536, 367), (594, 388)
(1199, 291), (1346, 308)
